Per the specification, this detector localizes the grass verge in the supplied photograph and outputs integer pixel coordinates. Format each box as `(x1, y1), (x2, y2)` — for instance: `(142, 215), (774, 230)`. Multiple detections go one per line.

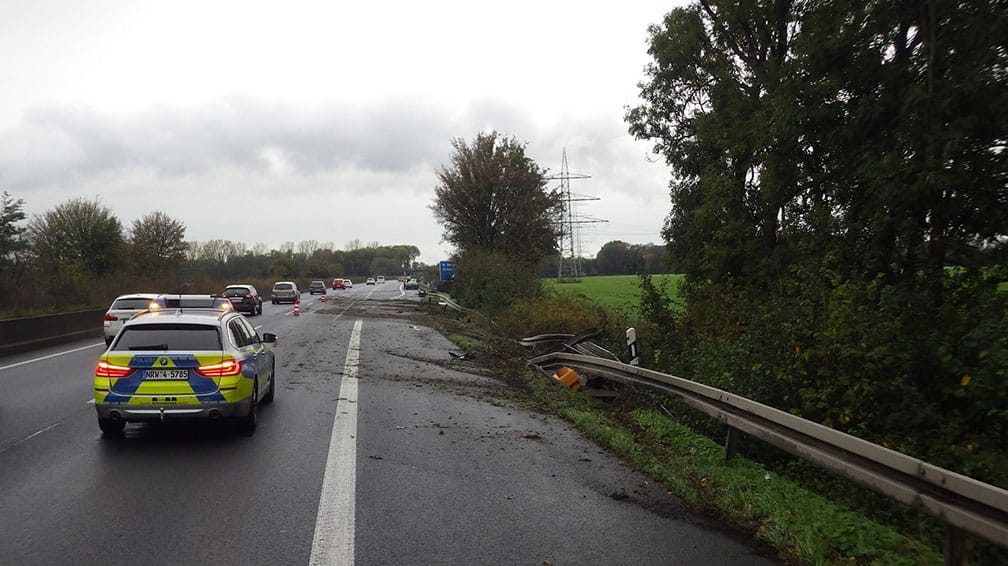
(520, 372), (941, 565)
(423, 302), (945, 566)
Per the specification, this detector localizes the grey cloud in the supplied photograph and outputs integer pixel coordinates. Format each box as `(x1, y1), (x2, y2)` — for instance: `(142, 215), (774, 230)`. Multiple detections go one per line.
(0, 93), (657, 207)
(0, 94), (521, 191)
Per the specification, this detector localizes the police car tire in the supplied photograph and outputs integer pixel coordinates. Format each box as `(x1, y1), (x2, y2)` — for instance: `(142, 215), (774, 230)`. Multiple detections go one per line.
(239, 382), (258, 435)
(262, 364), (276, 404)
(99, 418), (125, 436)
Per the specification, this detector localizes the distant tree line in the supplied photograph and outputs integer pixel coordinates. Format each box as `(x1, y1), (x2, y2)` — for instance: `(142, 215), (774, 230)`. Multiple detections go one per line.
(537, 240), (676, 277)
(0, 191), (423, 314)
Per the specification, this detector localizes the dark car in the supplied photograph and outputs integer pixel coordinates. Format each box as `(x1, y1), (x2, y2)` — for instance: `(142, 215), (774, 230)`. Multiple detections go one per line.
(309, 281), (327, 295)
(221, 284), (263, 316)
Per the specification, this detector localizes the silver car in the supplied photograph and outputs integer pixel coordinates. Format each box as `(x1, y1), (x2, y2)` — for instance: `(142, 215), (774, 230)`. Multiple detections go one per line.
(271, 281), (300, 304)
(103, 293), (159, 346)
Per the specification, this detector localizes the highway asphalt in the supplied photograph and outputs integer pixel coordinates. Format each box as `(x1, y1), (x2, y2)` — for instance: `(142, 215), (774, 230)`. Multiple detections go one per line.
(0, 282), (776, 565)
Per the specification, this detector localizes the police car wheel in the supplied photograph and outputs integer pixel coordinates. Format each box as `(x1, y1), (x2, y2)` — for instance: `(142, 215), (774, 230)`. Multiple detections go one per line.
(99, 417), (125, 436)
(262, 362), (276, 404)
(238, 381), (258, 435)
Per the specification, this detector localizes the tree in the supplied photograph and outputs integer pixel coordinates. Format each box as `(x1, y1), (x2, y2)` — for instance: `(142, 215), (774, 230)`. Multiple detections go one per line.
(129, 211), (186, 275)
(596, 240), (631, 275)
(26, 197), (124, 276)
(627, 1), (804, 282)
(0, 191), (27, 264)
(430, 131), (562, 265)
(297, 240), (321, 256)
(369, 256), (400, 277)
(391, 245), (421, 271)
(625, 0), (1008, 498)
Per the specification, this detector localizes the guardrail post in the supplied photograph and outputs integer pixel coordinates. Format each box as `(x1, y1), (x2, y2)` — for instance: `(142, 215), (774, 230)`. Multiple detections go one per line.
(724, 426), (739, 463)
(626, 327), (639, 366)
(944, 526), (965, 566)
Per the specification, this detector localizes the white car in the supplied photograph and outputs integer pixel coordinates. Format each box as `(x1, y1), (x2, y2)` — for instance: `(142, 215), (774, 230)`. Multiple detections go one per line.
(377, 276), (386, 284)
(343, 278), (353, 288)
(366, 277), (376, 285)
(102, 293), (159, 346)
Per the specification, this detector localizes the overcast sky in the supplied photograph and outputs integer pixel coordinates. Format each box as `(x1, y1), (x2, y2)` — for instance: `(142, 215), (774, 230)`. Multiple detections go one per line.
(0, 1), (685, 265)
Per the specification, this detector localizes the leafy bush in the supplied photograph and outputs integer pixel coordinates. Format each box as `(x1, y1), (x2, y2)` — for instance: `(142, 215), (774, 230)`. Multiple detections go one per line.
(451, 249), (541, 315)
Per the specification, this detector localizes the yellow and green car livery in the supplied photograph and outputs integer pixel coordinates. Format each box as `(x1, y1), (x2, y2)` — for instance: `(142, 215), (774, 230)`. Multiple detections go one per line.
(94, 308), (277, 436)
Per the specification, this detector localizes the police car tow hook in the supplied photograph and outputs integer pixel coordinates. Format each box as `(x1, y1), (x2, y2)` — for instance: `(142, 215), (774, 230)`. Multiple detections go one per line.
(159, 407), (165, 422)
(110, 411), (121, 420)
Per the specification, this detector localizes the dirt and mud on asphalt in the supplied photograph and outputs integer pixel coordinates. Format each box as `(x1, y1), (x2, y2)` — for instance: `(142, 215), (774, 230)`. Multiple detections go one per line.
(274, 295), (778, 564)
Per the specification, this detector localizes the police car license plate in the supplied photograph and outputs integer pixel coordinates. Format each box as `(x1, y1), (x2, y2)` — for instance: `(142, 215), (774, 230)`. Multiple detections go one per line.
(145, 369), (189, 380)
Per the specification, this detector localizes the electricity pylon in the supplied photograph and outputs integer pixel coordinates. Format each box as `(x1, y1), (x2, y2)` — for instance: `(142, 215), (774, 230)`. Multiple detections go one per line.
(547, 149), (607, 280)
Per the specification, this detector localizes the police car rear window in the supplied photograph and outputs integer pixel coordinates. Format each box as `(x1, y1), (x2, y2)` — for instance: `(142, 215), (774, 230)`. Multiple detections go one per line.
(114, 324), (222, 351)
(111, 298), (153, 310)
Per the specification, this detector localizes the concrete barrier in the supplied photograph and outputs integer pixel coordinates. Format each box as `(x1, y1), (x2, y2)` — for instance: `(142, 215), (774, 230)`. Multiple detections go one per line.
(0, 309), (105, 357)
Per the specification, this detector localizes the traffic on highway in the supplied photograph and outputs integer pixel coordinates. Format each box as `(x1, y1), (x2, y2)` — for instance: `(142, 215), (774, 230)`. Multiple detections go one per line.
(0, 282), (774, 565)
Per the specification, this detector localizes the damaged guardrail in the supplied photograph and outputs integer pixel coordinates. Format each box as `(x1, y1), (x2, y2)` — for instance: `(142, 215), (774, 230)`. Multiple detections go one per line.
(526, 346), (1008, 565)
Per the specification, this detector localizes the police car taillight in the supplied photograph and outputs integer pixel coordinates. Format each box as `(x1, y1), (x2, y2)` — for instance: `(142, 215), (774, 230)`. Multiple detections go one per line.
(196, 359), (242, 377)
(103, 314), (117, 321)
(96, 360), (134, 377)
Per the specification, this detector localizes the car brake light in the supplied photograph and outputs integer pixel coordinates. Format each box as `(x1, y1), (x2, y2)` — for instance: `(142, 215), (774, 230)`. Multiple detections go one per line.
(196, 359), (242, 377)
(96, 360), (134, 377)
(245, 293), (252, 298)
(103, 314), (118, 321)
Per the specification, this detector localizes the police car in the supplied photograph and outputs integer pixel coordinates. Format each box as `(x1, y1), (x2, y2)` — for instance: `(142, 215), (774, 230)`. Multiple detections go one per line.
(93, 304), (278, 436)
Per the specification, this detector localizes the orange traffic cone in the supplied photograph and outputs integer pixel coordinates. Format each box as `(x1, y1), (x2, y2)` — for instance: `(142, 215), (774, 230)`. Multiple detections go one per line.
(293, 299), (300, 316)
(320, 295), (326, 303)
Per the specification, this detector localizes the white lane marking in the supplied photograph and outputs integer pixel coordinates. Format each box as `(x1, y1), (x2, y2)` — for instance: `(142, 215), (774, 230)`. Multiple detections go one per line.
(310, 318), (362, 566)
(0, 343), (104, 372)
(0, 423), (61, 456)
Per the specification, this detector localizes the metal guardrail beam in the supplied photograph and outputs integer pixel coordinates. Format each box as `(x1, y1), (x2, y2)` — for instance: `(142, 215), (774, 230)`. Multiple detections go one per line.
(0, 309), (105, 356)
(528, 351), (1008, 553)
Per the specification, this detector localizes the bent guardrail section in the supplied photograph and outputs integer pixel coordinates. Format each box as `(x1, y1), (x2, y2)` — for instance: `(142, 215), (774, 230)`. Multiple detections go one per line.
(527, 350), (1008, 562)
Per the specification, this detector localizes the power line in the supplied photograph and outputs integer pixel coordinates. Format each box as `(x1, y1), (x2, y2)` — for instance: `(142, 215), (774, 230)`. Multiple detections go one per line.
(545, 149), (607, 279)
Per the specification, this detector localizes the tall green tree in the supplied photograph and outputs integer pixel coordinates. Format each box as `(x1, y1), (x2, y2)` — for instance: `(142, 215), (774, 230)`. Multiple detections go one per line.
(26, 197), (124, 277)
(430, 131), (562, 265)
(627, 0), (804, 282)
(0, 191), (27, 265)
(596, 240), (632, 275)
(129, 211), (186, 275)
(626, 0), (1008, 497)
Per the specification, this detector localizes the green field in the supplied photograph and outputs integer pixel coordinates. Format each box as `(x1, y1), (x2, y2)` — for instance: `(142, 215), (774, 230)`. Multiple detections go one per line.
(542, 274), (684, 315)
